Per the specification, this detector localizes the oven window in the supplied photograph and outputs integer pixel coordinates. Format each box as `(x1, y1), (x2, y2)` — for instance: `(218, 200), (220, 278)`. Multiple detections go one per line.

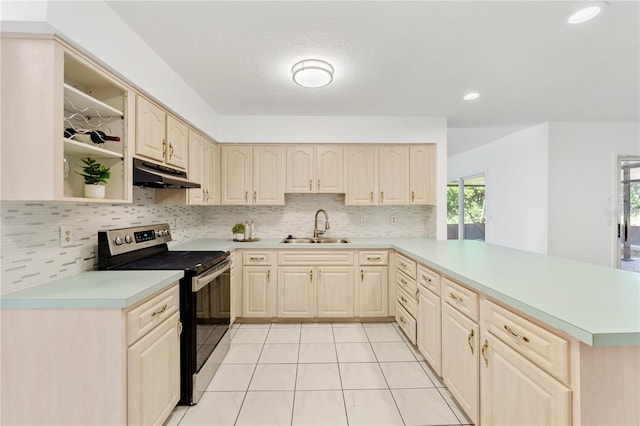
(195, 271), (230, 371)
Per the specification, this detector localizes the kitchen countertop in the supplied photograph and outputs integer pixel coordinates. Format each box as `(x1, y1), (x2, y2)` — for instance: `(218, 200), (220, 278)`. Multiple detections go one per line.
(174, 237), (640, 347)
(0, 270), (183, 309)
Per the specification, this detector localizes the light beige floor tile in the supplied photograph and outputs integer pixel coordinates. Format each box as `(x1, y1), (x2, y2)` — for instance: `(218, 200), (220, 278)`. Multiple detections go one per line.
(298, 343), (338, 363)
(296, 363), (342, 390)
(420, 361), (446, 387)
(231, 328), (269, 344)
(335, 342), (377, 362)
(404, 341), (425, 361)
(331, 322), (363, 328)
(301, 322), (333, 328)
(362, 322), (397, 329)
(292, 390), (347, 426)
(343, 389), (404, 426)
(163, 405), (187, 426)
(270, 322), (302, 328)
(238, 323), (271, 329)
(236, 391), (294, 426)
(370, 341), (416, 362)
(333, 327), (369, 343)
(439, 388), (474, 425)
(206, 363), (255, 391)
(364, 326), (405, 342)
(339, 362), (388, 389)
(379, 361), (435, 389)
(300, 327), (334, 343)
(249, 363), (297, 391)
(392, 388), (460, 425)
(222, 343), (263, 364)
(179, 391), (244, 425)
(258, 343), (300, 364)
(266, 327), (301, 343)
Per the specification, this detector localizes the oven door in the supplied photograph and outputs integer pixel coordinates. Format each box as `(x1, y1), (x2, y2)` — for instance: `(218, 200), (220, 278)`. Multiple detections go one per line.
(182, 259), (231, 405)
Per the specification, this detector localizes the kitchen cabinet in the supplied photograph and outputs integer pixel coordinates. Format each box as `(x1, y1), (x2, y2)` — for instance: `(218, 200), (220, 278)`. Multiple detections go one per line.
(135, 95), (188, 170)
(409, 145), (436, 205)
(204, 141), (221, 205)
(221, 145), (285, 205)
(394, 253), (418, 343)
(441, 278), (480, 425)
(286, 145), (344, 193)
(1, 34), (133, 203)
(277, 267), (316, 318)
(316, 266), (354, 317)
(379, 146), (409, 205)
(230, 252), (241, 325)
(416, 264), (442, 375)
(242, 251), (277, 318)
(186, 132), (220, 205)
(345, 145), (377, 205)
(358, 251), (389, 317)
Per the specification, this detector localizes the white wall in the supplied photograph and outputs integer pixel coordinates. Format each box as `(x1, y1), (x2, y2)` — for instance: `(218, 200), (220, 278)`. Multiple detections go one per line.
(448, 123), (549, 254)
(547, 122), (640, 267)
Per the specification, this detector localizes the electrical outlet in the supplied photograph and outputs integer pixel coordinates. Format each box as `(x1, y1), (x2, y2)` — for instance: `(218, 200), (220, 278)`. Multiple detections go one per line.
(60, 225), (73, 248)
(390, 215), (397, 225)
(360, 217), (367, 226)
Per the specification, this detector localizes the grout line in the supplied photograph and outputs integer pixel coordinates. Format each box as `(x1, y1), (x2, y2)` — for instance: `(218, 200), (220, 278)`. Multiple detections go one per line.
(232, 340), (265, 425)
(332, 322), (351, 426)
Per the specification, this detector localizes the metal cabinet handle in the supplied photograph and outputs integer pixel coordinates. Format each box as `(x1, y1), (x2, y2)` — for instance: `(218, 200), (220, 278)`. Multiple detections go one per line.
(422, 275), (432, 283)
(450, 293), (464, 303)
(309, 179), (312, 191)
(399, 316), (406, 324)
(317, 178), (320, 191)
(310, 270), (313, 282)
(244, 191), (248, 202)
(400, 262), (407, 268)
(370, 192), (374, 204)
(504, 325), (530, 343)
(249, 256), (264, 262)
(267, 269), (270, 282)
(481, 339), (489, 366)
(415, 289), (419, 301)
(401, 296), (408, 303)
(162, 139), (167, 156)
(177, 321), (183, 336)
(400, 278), (407, 286)
(381, 191), (384, 203)
(411, 191), (415, 202)
(367, 256), (381, 261)
(253, 191), (257, 203)
(468, 329), (475, 355)
(169, 144), (174, 158)
(151, 304), (168, 317)
(361, 269), (364, 282)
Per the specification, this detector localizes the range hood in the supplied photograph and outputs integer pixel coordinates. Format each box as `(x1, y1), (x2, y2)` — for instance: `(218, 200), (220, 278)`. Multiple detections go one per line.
(133, 158), (201, 189)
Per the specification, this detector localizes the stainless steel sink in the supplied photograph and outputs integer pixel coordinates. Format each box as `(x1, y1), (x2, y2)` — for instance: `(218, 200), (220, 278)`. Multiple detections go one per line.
(280, 237), (350, 244)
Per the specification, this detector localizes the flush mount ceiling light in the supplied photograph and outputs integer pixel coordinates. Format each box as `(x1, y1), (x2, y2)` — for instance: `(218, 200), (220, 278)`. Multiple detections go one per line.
(292, 59), (334, 88)
(567, 2), (607, 24)
(463, 92), (480, 101)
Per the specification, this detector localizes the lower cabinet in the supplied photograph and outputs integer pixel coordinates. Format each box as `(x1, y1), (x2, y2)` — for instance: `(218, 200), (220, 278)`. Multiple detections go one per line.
(416, 285), (441, 375)
(359, 266), (389, 317)
(317, 266), (354, 317)
(243, 266), (276, 317)
(277, 267), (316, 317)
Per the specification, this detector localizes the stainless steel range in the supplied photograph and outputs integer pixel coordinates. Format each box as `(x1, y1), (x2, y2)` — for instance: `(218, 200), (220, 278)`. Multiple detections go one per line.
(98, 224), (230, 405)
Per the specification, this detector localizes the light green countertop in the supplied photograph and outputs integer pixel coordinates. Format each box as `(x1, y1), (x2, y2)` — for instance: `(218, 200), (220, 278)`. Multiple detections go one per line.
(0, 271), (183, 309)
(174, 237), (640, 347)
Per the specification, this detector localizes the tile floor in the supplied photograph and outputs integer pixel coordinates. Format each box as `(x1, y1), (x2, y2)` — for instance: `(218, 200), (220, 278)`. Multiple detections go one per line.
(165, 322), (473, 426)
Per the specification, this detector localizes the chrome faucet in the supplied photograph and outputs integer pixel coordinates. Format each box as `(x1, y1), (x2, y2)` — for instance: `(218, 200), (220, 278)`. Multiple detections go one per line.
(313, 209), (330, 239)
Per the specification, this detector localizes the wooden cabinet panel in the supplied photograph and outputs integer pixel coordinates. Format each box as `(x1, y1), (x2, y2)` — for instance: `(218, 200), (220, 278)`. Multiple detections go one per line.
(286, 146), (315, 193)
(165, 115), (188, 169)
(379, 146), (409, 205)
(243, 267), (275, 317)
(443, 278), (479, 322)
(409, 145), (436, 205)
(316, 146), (344, 193)
(345, 146), (377, 205)
(204, 141), (220, 205)
(126, 285), (179, 346)
(278, 267), (315, 318)
(417, 264), (440, 295)
(221, 145), (252, 205)
(417, 286), (442, 375)
(136, 96), (166, 162)
(396, 302), (417, 344)
(359, 266), (389, 317)
(187, 130), (205, 205)
(317, 266), (354, 317)
(358, 251), (389, 265)
(253, 146), (285, 205)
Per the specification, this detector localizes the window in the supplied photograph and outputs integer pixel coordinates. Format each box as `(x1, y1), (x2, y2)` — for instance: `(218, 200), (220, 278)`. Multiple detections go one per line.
(447, 175), (486, 241)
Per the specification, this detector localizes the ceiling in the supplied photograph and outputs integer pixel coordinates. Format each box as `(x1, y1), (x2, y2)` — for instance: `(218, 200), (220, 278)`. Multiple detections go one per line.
(106, 1), (639, 151)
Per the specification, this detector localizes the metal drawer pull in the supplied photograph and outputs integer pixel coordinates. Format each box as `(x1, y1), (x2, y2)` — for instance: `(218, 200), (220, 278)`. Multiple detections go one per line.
(399, 316), (406, 324)
(422, 275), (431, 283)
(468, 329), (475, 354)
(310, 270), (313, 282)
(151, 304), (168, 317)
(317, 178), (320, 190)
(177, 321), (183, 336)
(309, 179), (312, 191)
(450, 293), (463, 303)
(267, 270), (270, 282)
(381, 191), (384, 203)
(162, 139), (167, 156)
(249, 256), (264, 261)
(253, 191), (257, 202)
(415, 290), (419, 301)
(481, 339), (489, 366)
(367, 256), (381, 261)
(400, 262), (407, 268)
(504, 325), (530, 343)
(401, 296), (408, 303)
(370, 192), (374, 203)
(169, 144), (174, 158)
(411, 191), (415, 202)
(244, 191), (248, 202)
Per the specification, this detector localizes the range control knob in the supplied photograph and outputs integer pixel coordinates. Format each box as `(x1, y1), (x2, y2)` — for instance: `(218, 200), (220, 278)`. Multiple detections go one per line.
(114, 236), (124, 246)
(124, 235), (133, 244)
(157, 230), (165, 237)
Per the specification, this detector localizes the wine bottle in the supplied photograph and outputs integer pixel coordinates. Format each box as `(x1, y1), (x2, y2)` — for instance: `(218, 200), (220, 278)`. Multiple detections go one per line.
(64, 128), (121, 144)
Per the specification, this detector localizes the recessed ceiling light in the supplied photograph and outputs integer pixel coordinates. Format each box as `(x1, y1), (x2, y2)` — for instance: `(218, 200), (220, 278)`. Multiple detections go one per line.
(567, 2), (607, 24)
(292, 59), (334, 88)
(463, 92), (480, 101)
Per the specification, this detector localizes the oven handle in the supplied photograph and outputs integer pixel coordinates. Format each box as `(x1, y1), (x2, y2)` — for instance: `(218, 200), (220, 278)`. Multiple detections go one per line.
(192, 259), (231, 292)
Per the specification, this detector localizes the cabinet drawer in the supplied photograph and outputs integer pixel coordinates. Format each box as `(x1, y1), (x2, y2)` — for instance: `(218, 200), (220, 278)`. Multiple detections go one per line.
(396, 253), (417, 279)
(443, 278), (478, 322)
(482, 299), (570, 383)
(127, 284), (179, 346)
(397, 270), (417, 296)
(397, 285), (417, 317)
(358, 251), (389, 265)
(418, 264), (440, 295)
(243, 251), (275, 265)
(278, 251), (354, 265)
(395, 302), (416, 344)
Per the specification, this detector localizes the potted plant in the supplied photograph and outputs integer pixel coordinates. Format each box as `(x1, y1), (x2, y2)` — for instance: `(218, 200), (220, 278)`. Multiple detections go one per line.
(76, 157), (110, 199)
(231, 223), (245, 240)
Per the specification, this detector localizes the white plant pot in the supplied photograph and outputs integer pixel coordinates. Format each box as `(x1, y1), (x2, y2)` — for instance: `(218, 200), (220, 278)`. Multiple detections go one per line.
(84, 184), (106, 199)
(235, 233), (244, 240)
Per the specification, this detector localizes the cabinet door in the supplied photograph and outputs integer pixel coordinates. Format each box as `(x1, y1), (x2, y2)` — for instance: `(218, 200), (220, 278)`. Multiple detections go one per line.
(359, 266), (389, 317)
(136, 96), (166, 162)
(409, 145), (436, 205)
(316, 146), (344, 193)
(204, 141), (220, 205)
(128, 312), (180, 426)
(187, 130), (205, 205)
(441, 304), (479, 425)
(230, 253), (241, 325)
(243, 267), (274, 317)
(481, 334), (571, 426)
(165, 115), (188, 169)
(286, 146), (315, 193)
(345, 146), (377, 205)
(417, 287), (441, 375)
(221, 145), (252, 205)
(254, 146), (285, 205)
(317, 266), (354, 317)
(278, 267), (315, 318)
(379, 146), (409, 205)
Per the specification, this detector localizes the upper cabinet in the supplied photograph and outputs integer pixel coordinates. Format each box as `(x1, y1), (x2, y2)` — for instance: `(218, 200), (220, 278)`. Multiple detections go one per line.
(345, 146), (377, 205)
(1, 34), (133, 203)
(186, 131), (220, 205)
(135, 96), (188, 170)
(409, 145), (436, 205)
(379, 146), (409, 205)
(286, 146), (344, 194)
(221, 145), (285, 205)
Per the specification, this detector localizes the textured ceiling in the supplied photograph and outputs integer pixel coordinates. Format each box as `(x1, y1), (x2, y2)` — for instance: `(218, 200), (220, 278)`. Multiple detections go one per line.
(106, 1), (639, 133)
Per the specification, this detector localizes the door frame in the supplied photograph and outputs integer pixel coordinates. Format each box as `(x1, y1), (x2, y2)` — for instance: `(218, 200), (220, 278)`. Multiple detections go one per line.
(615, 155), (640, 270)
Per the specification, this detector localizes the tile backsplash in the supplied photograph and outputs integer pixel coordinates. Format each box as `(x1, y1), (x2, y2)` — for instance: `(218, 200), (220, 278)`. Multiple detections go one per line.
(1, 190), (434, 294)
